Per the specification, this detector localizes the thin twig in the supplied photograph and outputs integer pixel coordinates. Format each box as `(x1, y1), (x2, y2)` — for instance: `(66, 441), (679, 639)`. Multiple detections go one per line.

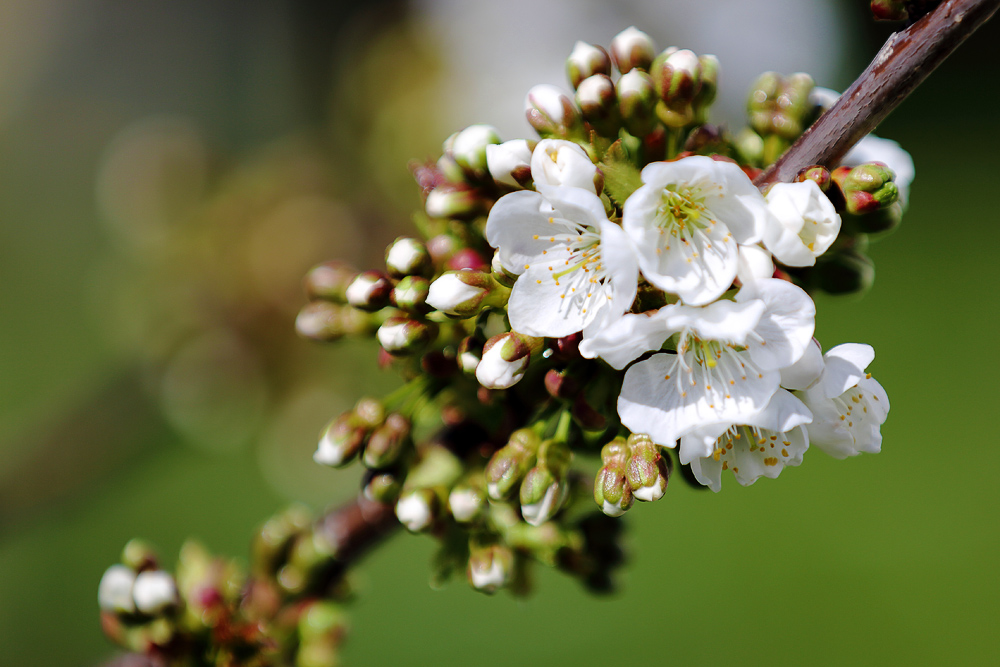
(755, 0), (1000, 187)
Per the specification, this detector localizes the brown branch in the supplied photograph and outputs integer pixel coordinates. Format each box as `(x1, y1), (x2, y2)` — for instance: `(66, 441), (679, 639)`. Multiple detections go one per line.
(755, 0), (1000, 188)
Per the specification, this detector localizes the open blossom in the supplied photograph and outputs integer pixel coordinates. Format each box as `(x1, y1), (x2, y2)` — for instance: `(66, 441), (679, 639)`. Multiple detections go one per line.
(798, 343), (889, 459)
(762, 180), (841, 267)
(622, 156), (768, 305)
(616, 278), (815, 448)
(485, 186), (637, 338)
(685, 389), (813, 491)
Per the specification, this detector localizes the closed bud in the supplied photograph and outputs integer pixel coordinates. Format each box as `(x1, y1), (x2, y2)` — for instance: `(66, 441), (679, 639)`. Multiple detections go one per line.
(447, 248), (489, 271)
(566, 41), (611, 89)
(871, 0), (908, 21)
(467, 543), (514, 594)
(376, 316), (438, 356)
(530, 139), (602, 194)
(485, 428), (541, 500)
(345, 270), (393, 311)
(122, 539), (159, 572)
(426, 270), (509, 318)
(486, 139), (534, 188)
(457, 336), (484, 374)
(449, 481), (486, 523)
(353, 397), (386, 429)
(797, 165), (832, 191)
(392, 275), (431, 314)
(525, 84), (584, 139)
(436, 150), (467, 184)
(98, 564), (136, 614)
(544, 368), (580, 400)
(304, 261), (356, 302)
(617, 69), (658, 137)
(833, 163), (899, 215)
(594, 460), (634, 517)
(693, 54), (719, 122)
(491, 250), (517, 288)
(362, 469), (403, 503)
(475, 332), (543, 389)
(425, 184), (484, 220)
(363, 413), (411, 469)
(395, 488), (438, 533)
(651, 48), (700, 127)
(314, 412), (368, 467)
(748, 71), (815, 141)
(451, 124), (502, 174)
(625, 435), (671, 502)
(610, 26), (656, 74)
(132, 570), (178, 615)
(734, 128), (764, 166)
(296, 301), (358, 342)
(576, 74), (620, 135)
(519, 465), (569, 526)
(385, 237), (431, 278)
(813, 250), (875, 295)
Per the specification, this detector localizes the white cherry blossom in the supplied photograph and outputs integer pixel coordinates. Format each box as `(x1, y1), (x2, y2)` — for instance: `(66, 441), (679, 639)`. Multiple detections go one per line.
(622, 156), (769, 305)
(685, 389), (812, 491)
(530, 139), (601, 194)
(486, 186), (637, 339)
(762, 180), (841, 267)
(798, 343), (889, 459)
(616, 279), (815, 447)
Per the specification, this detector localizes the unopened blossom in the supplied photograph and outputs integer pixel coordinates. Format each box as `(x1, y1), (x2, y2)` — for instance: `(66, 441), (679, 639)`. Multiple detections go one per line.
(798, 343), (889, 459)
(450, 124), (501, 173)
(762, 180), (841, 267)
(98, 564), (136, 614)
(486, 139), (533, 188)
(132, 570), (178, 615)
(622, 155), (769, 305)
(486, 186), (638, 339)
(529, 139), (602, 194)
(616, 278), (815, 448)
(685, 389), (812, 491)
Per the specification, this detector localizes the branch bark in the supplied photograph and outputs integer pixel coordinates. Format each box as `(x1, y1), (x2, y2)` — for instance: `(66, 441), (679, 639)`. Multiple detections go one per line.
(754, 0), (1000, 188)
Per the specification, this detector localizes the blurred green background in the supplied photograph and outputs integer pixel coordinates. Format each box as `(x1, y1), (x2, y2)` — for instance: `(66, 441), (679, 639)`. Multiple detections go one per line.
(1, 1), (998, 665)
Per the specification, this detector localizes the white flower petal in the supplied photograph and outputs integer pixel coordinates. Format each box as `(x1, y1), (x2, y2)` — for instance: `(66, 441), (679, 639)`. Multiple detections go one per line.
(530, 139), (599, 193)
(763, 181), (841, 267)
(579, 311), (671, 370)
(738, 278), (815, 371)
(821, 343), (875, 399)
(780, 338), (824, 390)
(737, 243), (775, 287)
(658, 299), (765, 346)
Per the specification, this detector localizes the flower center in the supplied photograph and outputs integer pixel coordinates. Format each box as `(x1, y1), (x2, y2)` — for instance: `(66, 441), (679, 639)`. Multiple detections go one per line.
(711, 424), (795, 472)
(655, 185), (709, 235)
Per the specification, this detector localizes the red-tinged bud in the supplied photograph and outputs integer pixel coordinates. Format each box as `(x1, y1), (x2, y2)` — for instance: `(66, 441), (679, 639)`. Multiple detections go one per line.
(376, 316), (438, 356)
(525, 84), (585, 140)
(871, 0), (908, 21)
(363, 413), (411, 469)
(425, 183), (485, 220)
(545, 368), (580, 400)
(567, 41), (612, 89)
(447, 248), (489, 271)
(385, 237), (431, 278)
(576, 74), (620, 135)
(609, 26), (656, 74)
(797, 165), (832, 191)
(617, 69), (659, 137)
(553, 332), (582, 360)
(345, 270), (393, 311)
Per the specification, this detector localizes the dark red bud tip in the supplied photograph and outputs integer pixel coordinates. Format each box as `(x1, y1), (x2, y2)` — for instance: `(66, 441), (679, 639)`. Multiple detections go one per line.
(377, 348), (395, 369)
(448, 248), (489, 271)
(848, 191), (880, 214)
(553, 332), (582, 360)
(422, 350), (457, 378)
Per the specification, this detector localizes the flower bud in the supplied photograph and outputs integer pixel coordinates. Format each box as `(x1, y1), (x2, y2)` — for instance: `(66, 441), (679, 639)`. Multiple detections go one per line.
(314, 412), (368, 467)
(616, 70), (658, 137)
(345, 270), (393, 311)
(485, 428), (541, 500)
(832, 163), (899, 215)
(650, 48), (700, 127)
(609, 26), (656, 74)
(490, 250), (517, 288)
(519, 465), (569, 526)
(529, 139), (602, 194)
(625, 435), (670, 502)
(448, 481), (486, 523)
(426, 270), (509, 318)
(525, 84), (584, 139)
(354, 396), (386, 429)
(122, 538), (159, 572)
(734, 127), (764, 166)
(566, 41), (611, 89)
(98, 564), (137, 614)
(363, 413), (411, 469)
(447, 248), (489, 271)
(797, 165), (832, 191)
(486, 139), (534, 188)
(425, 184), (484, 220)
(594, 460), (634, 517)
(362, 469), (404, 503)
(296, 302), (355, 342)
(871, 0), (908, 21)
(451, 124), (502, 175)
(376, 316), (438, 356)
(304, 261), (356, 302)
(391, 275), (431, 314)
(132, 570), (178, 615)
(385, 237), (431, 278)
(575, 74), (620, 135)
(467, 543), (514, 594)
(693, 54), (719, 123)
(395, 488), (438, 533)
(748, 71), (815, 141)
(475, 332), (543, 389)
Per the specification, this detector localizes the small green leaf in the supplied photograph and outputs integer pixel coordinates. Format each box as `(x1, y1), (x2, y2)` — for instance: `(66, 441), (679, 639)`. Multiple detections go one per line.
(600, 140), (644, 208)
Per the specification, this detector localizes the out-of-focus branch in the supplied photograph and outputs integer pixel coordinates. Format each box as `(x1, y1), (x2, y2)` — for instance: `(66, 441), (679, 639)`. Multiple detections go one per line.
(755, 0), (1000, 187)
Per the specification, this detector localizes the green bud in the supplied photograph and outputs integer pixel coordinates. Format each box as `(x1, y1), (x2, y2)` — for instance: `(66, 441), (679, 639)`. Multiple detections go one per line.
(567, 41), (612, 89)
(575, 74), (621, 136)
(594, 460), (634, 517)
(467, 543), (514, 594)
(625, 434), (671, 502)
(485, 428), (541, 500)
(385, 237), (431, 278)
(298, 600), (348, 642)
(253, 505), (312, 577)
(651, 47), (701, 128)
(797, 165), (832, 191)
(733, 127), (764, 167)
(457, 335), (483, 375)
(344, 270), (393, 311)
(490, 250), (518, 288)
(600, 436), (630, 464)
(519, 465), (569, 526)
(376, 316), (438, 356)
(304, 261), (357, 302)
(813, 250), (875, 295)
(448, 478), (487, 523)
(426, 269), (510, 318)
(609, 26), (656, 74)
(693, 54), (719, 123)
(424, 184), (484, 220)
(395, 488), (439, 533)
(122, 539), (159, 572)
(314, 411), (368, 468)
(748, 71), (814, 140)
(833, 163), (899, 215)
(362, 468), (404, 504)
(353, 397), (386, 429)
(617, 69), (659, 137)
(391, 275), (431, 315)
(363, 413), (411, 469)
